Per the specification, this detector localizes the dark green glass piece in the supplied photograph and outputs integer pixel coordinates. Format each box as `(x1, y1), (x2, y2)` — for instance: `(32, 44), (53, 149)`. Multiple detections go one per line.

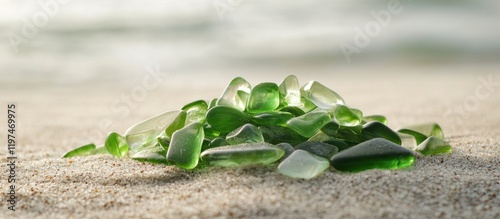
(226, 124), (264, 145)
(320, 121), (340, 136)
(363, 115), (388, 125)
(330, 138), (415, 172)
(206, 137), (229, 150)
(286, 110), (331, 138)
(166, 122), (204, 169)
(247, 82), (280, 113)
(276, 143), (294, 161)
(322, 139), (350, 151)
(200, 143), (284, 167)
(62, 143), (96, 158)
(295, 141), (338, 158)
(259, 126), (308, 146)
(301, 81), (345, 109)
(277, 150), (330, 179)
(362, 121), (401, 145)
(181, 100), (208, 124)
(279, 106), (305, 117)
(105, 132), (129, 158)
(206, 106), (250, 133)
(398, 129), (428, 145)
(415, 136), (452, 156)
(216, 77), (251, 111)
(251, 111), (294, 126)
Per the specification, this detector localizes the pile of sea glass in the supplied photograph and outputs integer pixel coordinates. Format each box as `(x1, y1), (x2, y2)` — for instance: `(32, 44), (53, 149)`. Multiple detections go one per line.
(63, 75), (452, 179)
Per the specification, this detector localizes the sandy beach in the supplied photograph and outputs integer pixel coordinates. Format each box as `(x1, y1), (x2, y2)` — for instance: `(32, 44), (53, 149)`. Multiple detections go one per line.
(1, 66), (499, 218)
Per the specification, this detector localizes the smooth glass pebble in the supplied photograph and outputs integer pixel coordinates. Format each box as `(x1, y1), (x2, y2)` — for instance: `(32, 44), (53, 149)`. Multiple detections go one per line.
(415, 136), (452, 156)
(259, 126), (308, 146)
(247, 82), (280, 113)
(278, 75), (302, 107)
(332, 105), (362, 127)
(105, 132), (129, 158)
(350, 108), (363, 119)
(295, 141), (338, 158)
(301, 81), (345, 109)
(131, 143), (170, 165)
(320, 121), (340, 136)
(397, 129), (428, 145)
(125, 110), (182, 151)
(166, 122), (204, 169)
(330, 138), (415, 172)
(286, 110), (331, 138)
(226, 124), (264, 145)
(277, 150), (330, 180)
(362, 121), (401, 145)
(398, 133), (417, 150)
(62, 143), (96, 158)
(181, 100), (208, 124)
(165, 111), (187, 138)
(206, 106), (250, 133)
(251, 111), (294, 126)
(363, 115), (388, 125)
(401, 123), (444, 140)
(216, 77), (251, 111)
(200, 143), (284, 167)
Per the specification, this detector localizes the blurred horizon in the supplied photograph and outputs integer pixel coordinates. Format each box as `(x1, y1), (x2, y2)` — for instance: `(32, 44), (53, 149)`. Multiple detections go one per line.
(1, 0), (500, 86)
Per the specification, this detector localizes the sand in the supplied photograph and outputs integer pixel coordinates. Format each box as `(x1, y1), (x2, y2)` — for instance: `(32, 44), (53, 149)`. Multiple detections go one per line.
(1, 67), (499, 219)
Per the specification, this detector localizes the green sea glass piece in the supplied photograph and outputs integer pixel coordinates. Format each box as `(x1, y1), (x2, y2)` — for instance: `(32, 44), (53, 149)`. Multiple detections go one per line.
(226, 124), (264, 145)
(200, 143), (284, 167)
(398, 133), (417, 150)
(332, 105), (362, 127)
(157, 136), (170, 150)
(105, 132), (129, 158)
(259, 126), (308, 146)
(208, 98), (218, 109)
(322, 139), (350, 151)
(350, 108), (363, 119)
(216, 77), (251, 111)
(401, 123), (444, 140)
(295, 141), (338, 158)
(279, 106), (305, 117)
(330, 138), (415, 172)
(286, 110), (331, 138)
(362, 121), (401, 145)
(277, 150), (330, 179)
(276, 143), (295, 161)
(181, 100), (208, 124)
(166, 122), (204, 169)
(415, 136), (452, 156)
(279, 75), (302, 107)
(247, 82), (280, 113)
(206, 137), (229, 150)
(62, 143), (96, 158)
(363, 115), (388, 125)
(131, 143), (170, 165)
(397, 129), (428, 145)
(301, 81), (345, 109)
(320, 121), (340, 136)
(251, 111), (294, 126)
(125, 110), (182, 151)
(206, 106), (251, 133)
(165, 111), (187, 138)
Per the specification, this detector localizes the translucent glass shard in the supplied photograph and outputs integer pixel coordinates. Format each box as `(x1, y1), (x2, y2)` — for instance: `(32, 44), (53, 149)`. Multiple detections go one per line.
(415, 136), (452, 156)
(125, 110), (182, 152)
(247, 82), (280, 113)
(330, 138), (415, 172)
(200, 143), (284, 167)
(105, 132), (129, 158)
(251, 111), (294, 126)
(181, 100), (208, 124)
(166, 122), (204, 169)
(62, 143), (96, 158)
(277, 150), (330, 180)
(301, 81), (345, 109)
(363, 115), (388, 125)
(216, 77), (251, 111)
(226, 124), (264, 145)
(279, 75), (302, 107)
(286, 110), (331, 138)
(332, 105), (362, 127)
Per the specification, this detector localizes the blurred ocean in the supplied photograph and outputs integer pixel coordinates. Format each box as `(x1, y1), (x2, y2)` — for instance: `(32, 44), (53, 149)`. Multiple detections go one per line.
(1, 0), (500, 86)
